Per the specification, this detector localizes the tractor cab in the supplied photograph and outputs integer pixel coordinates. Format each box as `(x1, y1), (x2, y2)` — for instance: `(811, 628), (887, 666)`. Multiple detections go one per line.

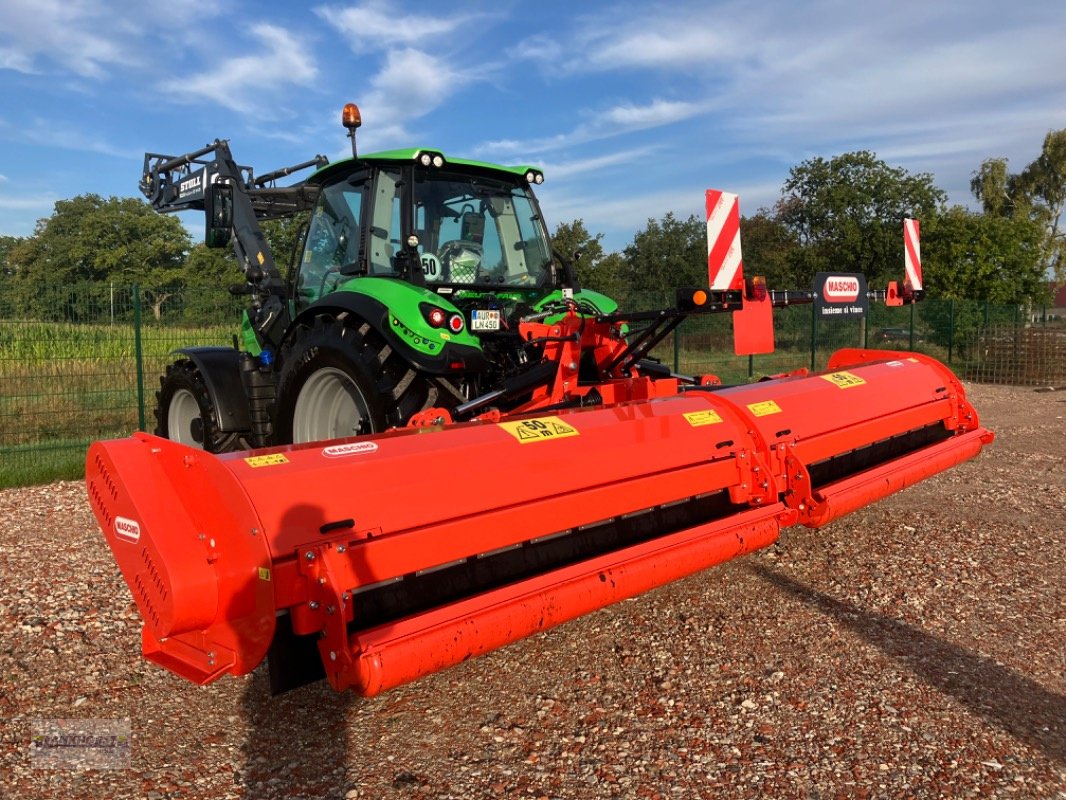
(293, 152), (560, 311)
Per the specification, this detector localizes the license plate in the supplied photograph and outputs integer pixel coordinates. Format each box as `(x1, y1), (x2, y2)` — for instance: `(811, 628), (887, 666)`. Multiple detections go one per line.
(471, 310), (501, 331)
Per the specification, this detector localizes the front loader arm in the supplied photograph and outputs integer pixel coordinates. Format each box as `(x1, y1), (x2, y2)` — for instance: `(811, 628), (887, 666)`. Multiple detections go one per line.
(140, 140), (325, 349)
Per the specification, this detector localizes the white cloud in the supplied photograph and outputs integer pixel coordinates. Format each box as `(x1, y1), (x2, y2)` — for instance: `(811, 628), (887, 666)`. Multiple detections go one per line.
(536, 147), (660, 180)
(312, 1), (492, 146)
(0, 47), (37, 74)
(159, 24), (318, 115)
(509, 1), (1066, 212)
(478, 98), (708, 157)
(351, 48), (471, 147)
(315, 1), (471, 52)
(585, 24), (739, 72)
(0, 192), (57, 211)
(602, 100), (705, 129)
(0, 0), (135, 78)
(516, 4), (748, 75)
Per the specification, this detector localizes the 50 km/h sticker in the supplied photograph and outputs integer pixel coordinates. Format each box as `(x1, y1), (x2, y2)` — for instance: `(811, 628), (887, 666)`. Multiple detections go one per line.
(498, 416), (580, 443)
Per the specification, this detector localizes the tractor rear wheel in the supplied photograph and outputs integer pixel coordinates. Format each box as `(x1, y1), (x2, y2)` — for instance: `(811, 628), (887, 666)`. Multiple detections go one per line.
(274, 312), (457, 444)
(154, 360), (248, 453)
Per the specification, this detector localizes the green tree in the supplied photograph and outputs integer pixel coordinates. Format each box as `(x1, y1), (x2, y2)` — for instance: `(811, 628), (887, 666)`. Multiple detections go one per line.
(180, 243), (243, 324)
(621, 212), (706, 299)
(0, 234), (24, 314)
(922, 205), (1046, 303)
(971, 131), (1066, 283)
(10, 194), (190, 319)
(551, 219), (625, 297)
(776, 151), (946, 288)
(970, 158), (1016, 217)
(0, 235), (20, 274)
(739, 212), (801, 288)
(261, 213), (310, 274)
(1014, 130), (1066, 283)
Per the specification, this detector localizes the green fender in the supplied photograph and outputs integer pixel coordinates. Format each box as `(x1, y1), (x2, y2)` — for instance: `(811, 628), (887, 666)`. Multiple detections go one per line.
(287, 277), (489, 375)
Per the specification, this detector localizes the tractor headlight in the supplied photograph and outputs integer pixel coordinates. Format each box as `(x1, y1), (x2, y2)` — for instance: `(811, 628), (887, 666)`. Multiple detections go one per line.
(416, 151), (445, 168)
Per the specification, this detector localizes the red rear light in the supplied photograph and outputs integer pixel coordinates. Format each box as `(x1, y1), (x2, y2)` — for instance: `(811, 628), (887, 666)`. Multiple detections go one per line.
(448, 314), (465, 333)
(427, 308), (447, 328)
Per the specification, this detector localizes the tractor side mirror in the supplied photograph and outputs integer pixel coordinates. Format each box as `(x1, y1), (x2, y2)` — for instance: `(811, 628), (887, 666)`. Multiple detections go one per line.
(205, 183), (233, 248)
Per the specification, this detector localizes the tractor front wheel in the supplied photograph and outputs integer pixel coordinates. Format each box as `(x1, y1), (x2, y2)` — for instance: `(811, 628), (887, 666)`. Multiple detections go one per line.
(154, 360), (248, 453)
(274, 314), (388, 444)
(274, 312), (459, 444)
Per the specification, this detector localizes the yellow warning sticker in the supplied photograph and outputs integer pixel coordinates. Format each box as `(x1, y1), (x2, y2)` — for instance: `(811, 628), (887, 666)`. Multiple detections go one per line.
(244, 453), (289, 468)
(747, 400), (783, 417)
(498, 416), (580, 443)
(683, 410), (724, 427)
(258, 567), (271, 582)
(820, 371), (866, 389)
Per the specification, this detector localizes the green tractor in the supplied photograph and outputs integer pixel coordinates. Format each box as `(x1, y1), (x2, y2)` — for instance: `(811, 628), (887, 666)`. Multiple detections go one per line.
(142, 103), (717, 452)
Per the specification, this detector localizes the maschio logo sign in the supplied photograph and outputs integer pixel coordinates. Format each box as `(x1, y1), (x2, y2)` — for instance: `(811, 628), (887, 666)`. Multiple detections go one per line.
(814, 272), (868, 318)
(114, 516), (141, 543)
(823, 275), (860, 302)
(322, 442), (379, 458)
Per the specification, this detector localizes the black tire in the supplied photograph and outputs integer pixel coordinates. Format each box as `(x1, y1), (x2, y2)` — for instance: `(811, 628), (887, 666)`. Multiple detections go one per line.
(154, 360), (249, 453)
(274, 312), (460, 444)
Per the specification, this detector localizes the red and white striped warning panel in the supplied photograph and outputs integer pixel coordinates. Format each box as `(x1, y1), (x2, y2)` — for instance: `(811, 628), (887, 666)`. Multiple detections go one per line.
(903, 218), (922, 291)
(706, 190), (743, 292)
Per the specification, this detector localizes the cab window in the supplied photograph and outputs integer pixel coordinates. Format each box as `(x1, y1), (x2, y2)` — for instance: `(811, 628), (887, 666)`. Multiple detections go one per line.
(295, 178), (365, 308)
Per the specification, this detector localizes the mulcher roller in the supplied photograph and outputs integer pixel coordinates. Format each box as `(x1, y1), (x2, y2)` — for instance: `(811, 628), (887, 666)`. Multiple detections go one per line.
(86, 348), (992, 696)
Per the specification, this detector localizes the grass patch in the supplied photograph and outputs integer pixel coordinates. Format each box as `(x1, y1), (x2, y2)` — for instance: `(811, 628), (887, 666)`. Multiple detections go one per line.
(0, 319), (233, 485)
(0, 438), (94, 488)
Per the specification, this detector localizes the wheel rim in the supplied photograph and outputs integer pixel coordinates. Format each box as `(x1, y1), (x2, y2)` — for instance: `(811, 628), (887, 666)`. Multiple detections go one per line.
(291, 367), (372, 443)
(168, 388), (205, 449)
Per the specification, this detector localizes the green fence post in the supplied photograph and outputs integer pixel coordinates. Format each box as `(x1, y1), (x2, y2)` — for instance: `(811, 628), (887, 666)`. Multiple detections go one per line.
(133, 284), (146, 432)
(948, 299), (955, 364)
(810, 302), (816, 371)
(673, 325), (680, 374)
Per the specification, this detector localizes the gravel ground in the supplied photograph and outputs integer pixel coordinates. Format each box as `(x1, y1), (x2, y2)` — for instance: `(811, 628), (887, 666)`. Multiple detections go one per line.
(1, 382), (1064, 799)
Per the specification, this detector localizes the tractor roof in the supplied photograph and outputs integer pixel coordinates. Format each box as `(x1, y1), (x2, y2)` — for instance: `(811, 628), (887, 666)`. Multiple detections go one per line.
(308, 148), (543, 185)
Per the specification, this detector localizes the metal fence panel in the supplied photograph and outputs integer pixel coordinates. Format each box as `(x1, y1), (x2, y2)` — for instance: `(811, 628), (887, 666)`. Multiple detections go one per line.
(0, 283), (239, 487)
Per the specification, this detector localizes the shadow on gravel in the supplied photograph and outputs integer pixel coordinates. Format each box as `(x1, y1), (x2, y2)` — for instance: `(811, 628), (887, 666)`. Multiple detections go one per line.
(240, 668), (355, 800)
(752, 565), (1065, 765)
(238, 501), (357, 799)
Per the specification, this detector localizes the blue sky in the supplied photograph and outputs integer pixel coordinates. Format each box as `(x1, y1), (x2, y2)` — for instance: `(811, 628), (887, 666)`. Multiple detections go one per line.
(1, 0), (1065, 252)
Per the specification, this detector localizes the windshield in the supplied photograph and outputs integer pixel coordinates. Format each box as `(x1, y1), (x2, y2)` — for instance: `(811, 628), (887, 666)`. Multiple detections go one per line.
(414, 171), (552, 288)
